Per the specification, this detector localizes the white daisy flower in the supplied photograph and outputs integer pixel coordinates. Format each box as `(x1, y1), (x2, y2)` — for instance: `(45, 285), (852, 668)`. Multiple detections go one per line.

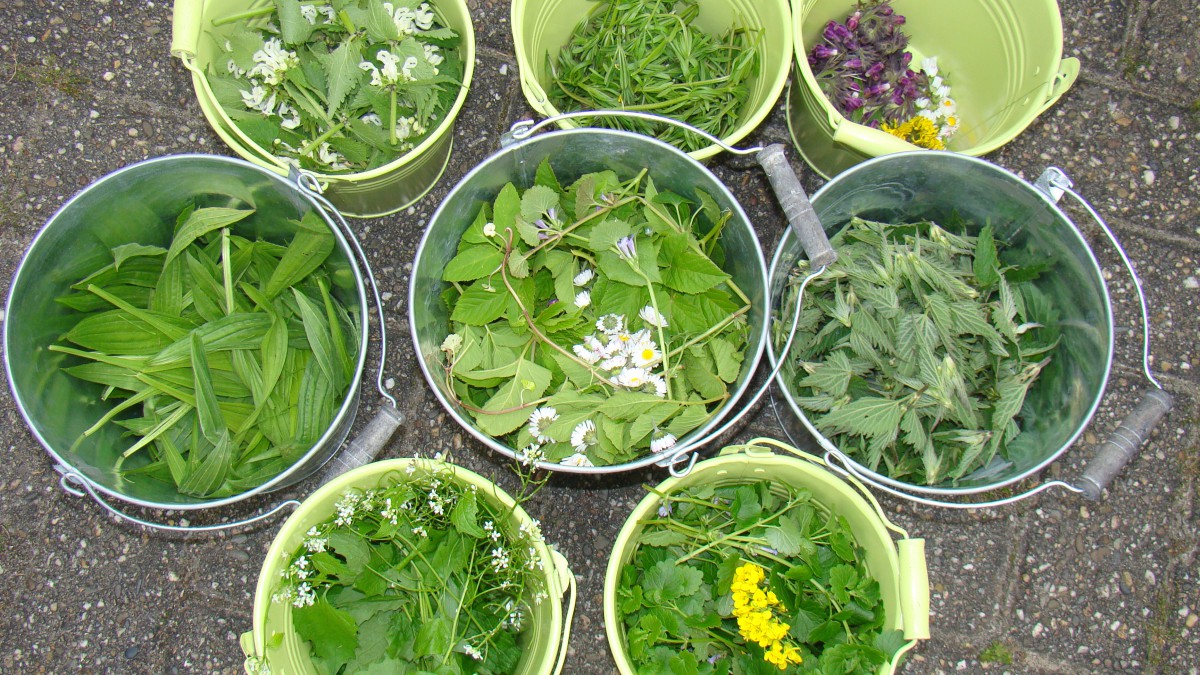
(629, 340), (661, 368)
(560, 452), (594, 467)
(570, 419), (597, 452)
(921, 56), (939, 77)
(617, 367), (650, 388)
(651, 433), (678, 454)
(573, 268), (594, 286)
(599, 353), (627, 371)
(596, 313), (625, 335)
(574, 290), (591, 308)
(572, 343), (601, 364)
(647, 372), (668, 398)
(639, 305), (668, 328)
(527, 407), (558, 443)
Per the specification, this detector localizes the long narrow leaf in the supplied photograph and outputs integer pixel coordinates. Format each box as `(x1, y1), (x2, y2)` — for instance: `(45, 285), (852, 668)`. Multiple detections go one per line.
(292, 288), (343, 391)
(86, 284), (191, 341)
(191, 332), (226, 443)
(264, 211), (335, 299)
(179, 430), (234, 497)
(146, 313), (273, 367)
(165, 207), (255, 265)
(120, 403), (193, 459)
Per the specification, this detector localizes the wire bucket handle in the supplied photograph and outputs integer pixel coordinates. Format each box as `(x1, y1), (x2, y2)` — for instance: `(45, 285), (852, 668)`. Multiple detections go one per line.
(57, 171), (405, 532)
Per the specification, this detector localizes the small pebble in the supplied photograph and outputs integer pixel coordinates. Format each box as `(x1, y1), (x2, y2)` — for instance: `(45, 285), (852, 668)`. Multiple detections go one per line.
(1168, 116), (1180, 130)
(1184, 277), (1199, 289)
(102, 71), (115, 81)
(1142, 169), (1155, 186)
(124, 646), (138, 659)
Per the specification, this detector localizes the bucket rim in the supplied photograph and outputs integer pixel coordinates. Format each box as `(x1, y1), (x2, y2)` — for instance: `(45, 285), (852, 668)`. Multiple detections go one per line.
(246, 457), (567, 671)
(408, 126), (770, 474)
(602, 445), (915, 674)
(3, 153), (371, 511)
(766, 150), (1115, 496)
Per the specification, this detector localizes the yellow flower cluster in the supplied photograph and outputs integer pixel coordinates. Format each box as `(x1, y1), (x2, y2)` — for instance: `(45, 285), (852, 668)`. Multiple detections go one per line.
(731, 563), (803, 670)
(882, 116), (947, 150)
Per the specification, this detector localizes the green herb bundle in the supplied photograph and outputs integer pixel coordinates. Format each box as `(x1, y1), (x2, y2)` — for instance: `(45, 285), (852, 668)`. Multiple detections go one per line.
(204, 0), (465, 173)
(266, 461), (550, 673)
(547, 0), (758, 153)
(52, 205), (361, 498)
(778, 217), (1060, 485)
(439, 160), (753, 467)
(617, 477), (904, 673)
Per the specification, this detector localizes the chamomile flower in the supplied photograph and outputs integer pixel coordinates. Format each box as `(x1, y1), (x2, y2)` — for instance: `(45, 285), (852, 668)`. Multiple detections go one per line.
(570, 419), (597, 452)
(517, 443), (545, 466)
(573, 267), (594, 286)
(639, 305), (668, 328)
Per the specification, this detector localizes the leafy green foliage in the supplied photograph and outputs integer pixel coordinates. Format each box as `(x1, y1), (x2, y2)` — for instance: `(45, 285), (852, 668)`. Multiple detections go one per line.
(440, 162), (753, 467)
(547, 0), (759, 153)
(778, 217), (1060, 485)
(52, 202), (360, 498)
(275, 462), (547, 674)
(204, 0), (465, 173)
(617, 476), (905, 673)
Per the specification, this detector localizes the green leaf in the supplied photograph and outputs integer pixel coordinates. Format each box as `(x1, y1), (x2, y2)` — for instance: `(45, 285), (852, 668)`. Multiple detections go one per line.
(293, 288), (344, 392)
(264, 211), (335, 299)
(190, 332), (226, 443)
(707, 337), (742, 383)
(599, 391), (668, 421)
(816, 397), (904, 440)
(473, 358), (552, 436)
(765, 513), (806, 557)
(973, 224), (1000, 288)
(682, 349), (726, 400)
(324, 36), (363, 118)
(360, 1), (401, 41)
(520, 184), (560, 220)
(449, 281), (508, 326)
(659, 231), (729, 294)
(413, 616), (452, 657)
(449, 489), (486, 538)
(178, 429), (233, 497)
(111, 243), (166, 270)
(293, 596), (359, 665)
(327, 531), (371, 575)
(276, 0), (315, 46)
(588, 218), (633, 252)
(643, 560), (703, 602)
(165, 208), (254, 265)
(493, 183), (530, 244)
(442, 245), (502, 282)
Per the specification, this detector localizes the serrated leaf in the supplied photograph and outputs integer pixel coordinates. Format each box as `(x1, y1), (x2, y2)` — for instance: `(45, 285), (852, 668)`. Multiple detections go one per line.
(449, 281), (508, 326)
(643, 560), (703, 603)
(816, 397), (904, 440)
(973, 224), (1000, 288)
(492, 183), (530, 244)
(449, 489), (486, 538)
(659, 231), (728, 294)
(473, 358), (552, 436)
(520, 184), (560, 221)
(588, 218), (633, 252)
(442, 245), (502, 282)
(276, 0), (315, 46)
(324, 37), (363, 118)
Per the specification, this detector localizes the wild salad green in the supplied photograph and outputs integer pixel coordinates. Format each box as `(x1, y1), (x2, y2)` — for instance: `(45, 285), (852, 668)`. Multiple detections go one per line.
(547, 0), (758, 153)
(438, 161), (753, 467)
(778, 217), (1059, 485)
(617, 477), (904, 673)
(266, 461), (551, 674)
(204, 0), (465, 173)
(52, 204), (360, 498)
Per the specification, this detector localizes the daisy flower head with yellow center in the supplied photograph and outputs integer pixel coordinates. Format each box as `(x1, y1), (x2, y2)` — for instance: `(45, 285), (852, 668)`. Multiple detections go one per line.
(617, 367), (650, 389)
(559, 452), (594, 467)
(646, 372), (668, 397)
(527, 407), (558, 443)
(596, 313), (624, 335)
(629, 338), (661, 368)
(570, 419), (597, 452)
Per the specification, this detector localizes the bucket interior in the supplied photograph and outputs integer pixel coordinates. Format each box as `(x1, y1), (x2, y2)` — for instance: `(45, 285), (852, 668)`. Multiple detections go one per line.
(4, 156), (368, 508)
(249, 459), (565, 674)
(769, 152), (1113, 493)
(512, 0), (792, 158)
(604, 450), (910, 674)
(410, 128), (769, 472)
(791, 0), (1067, 175)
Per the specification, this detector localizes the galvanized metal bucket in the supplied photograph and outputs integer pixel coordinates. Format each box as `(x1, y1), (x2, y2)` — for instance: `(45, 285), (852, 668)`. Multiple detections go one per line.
(4, 155), (403, 526)
(409, 117), (770, 473)
(767, 152), (1171, 507)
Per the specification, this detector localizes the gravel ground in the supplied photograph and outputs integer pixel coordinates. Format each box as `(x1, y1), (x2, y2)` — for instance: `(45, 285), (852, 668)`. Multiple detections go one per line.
(1, 0), (1198, 673)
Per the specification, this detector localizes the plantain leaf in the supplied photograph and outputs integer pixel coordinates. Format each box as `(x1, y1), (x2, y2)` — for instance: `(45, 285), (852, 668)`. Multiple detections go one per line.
(292, 287), (343, 392)
(191, 332), (226, 443)
(165, 208), (254, 265)
(179, 429), (234, 497)
(264, 211), (336, 299)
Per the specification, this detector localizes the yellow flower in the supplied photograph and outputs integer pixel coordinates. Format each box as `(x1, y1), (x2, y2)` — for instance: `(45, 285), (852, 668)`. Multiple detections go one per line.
(882, 116), (947, 150)
(729, 563), (803, 668)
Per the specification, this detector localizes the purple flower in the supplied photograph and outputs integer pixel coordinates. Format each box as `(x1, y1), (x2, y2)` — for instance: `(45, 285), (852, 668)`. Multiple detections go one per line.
(844, 57), (863, 70)
(708, 654), (724, 665)
(813, 44), (838, 59)
(843, 96), (865, 111)
(846, 10), (861, 30)
(865, 61), (886, 79)
(865, 82), (891, 98)
(616, 236), (637, 260)
(823, 20), (851, 43)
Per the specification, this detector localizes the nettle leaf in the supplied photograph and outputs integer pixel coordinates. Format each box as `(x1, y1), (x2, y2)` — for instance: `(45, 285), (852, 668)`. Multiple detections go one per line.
(973, 224), (1000, 288)
(324, 37), (363, 119)
(817, 397), (904, 440)
(276, 0), (315, 46)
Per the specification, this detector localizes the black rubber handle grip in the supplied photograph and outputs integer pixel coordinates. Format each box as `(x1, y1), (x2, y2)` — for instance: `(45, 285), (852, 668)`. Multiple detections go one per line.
(1078, 387), (1173, 500)
(756, 144), (837, 269)
(319, 404), (405, 486)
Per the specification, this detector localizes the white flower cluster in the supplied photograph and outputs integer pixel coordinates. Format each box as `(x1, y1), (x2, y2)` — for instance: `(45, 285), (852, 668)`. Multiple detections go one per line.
(299, 3), (336, 25)
(231, 37), (309, 136)
(574, 312), (669, 396)
(383, 2), (437, 36)
(915, 57), (959, 141)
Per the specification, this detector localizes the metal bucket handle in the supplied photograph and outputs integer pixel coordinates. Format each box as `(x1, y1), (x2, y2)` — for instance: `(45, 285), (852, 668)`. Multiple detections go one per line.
(58, 172), (405, 532)
(780, 166), (1172, 508)
(508, 111), (840, 476)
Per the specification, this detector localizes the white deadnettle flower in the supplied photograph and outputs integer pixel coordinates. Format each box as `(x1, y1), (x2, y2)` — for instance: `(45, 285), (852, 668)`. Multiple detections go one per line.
(424, 43), (444, 67)
(299, 4), (318, 23)
(278, 102), (302, 130)
(570, 419), (597, 452)
(617, 367), (650, 388)
(248, 38), (298, 86)
(312, 142), (351, 171)
(650, 433), (677, 454)
(414, 3), (436, 30)
(527, 407), (558, 443)
(226, 59), (246, 77)
(639, 305), (668, 328)
(240, 85), (277, 116)
(360, 112), (383, 126)
(574, 290), (591, 308)
(573, 267), (594, 286)
(560, 452), (594, 467)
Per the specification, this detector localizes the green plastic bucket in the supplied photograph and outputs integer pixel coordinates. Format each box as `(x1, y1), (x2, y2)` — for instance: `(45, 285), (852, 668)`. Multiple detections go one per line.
(170, 0), (476, 218)
(603, 439), (930, 673)
(768, 151), (1115, 499)
(512, 0), (792, 160)
(241, 457), (575, 674)
(3, 155), (369, 511)
(789, 0), (1080, 178)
